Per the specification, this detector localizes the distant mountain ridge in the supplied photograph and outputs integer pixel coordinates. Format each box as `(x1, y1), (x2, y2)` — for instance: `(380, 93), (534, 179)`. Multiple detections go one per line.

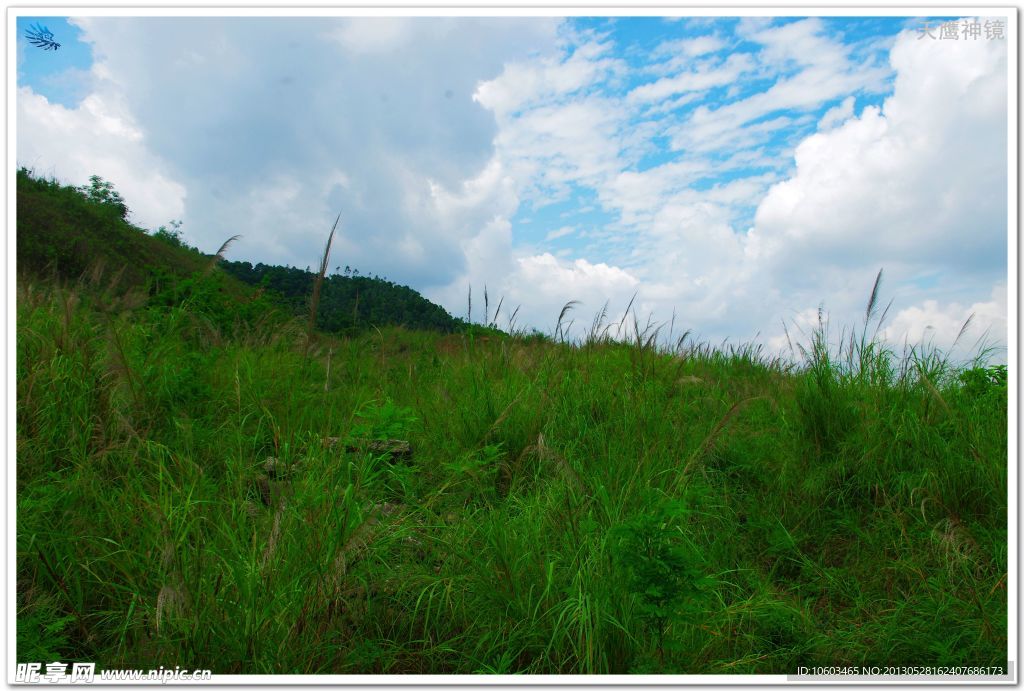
(219, 260), (462, 334)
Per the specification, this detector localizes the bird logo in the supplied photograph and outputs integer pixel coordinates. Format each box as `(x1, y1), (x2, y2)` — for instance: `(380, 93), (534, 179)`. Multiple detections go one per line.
(25, 23), (61, 51)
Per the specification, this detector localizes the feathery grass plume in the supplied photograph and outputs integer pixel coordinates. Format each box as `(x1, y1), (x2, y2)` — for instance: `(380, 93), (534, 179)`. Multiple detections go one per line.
(467, 284), (472, 324)
(677, 396), (763, 485)
(105, 322), (140, 409)
(865, 268), (883, 325)
(867, 299), (896, 359)
(535, 433), (586, 495)
(484, 285), (490, 327)
(156, 538), (193, 639)
(588, 300), (609, 344)
(84, 257), (106, 289)
(953, 313), (976, 350)
(781, 319), (796, 358)
(646, 323), (664, 351)
(674, 329), (692, 357)
(508, 305), (521, 334)
(203, 234), (241, 276)
(261, 502), (287, 571)
(305, 214), (339, 358)
(490, 296), (504, 329)
(617, 291), (637, 338)
(917, 361), (952, 416)
(482, 387), (527, 442)
(555, 300), (580, 342)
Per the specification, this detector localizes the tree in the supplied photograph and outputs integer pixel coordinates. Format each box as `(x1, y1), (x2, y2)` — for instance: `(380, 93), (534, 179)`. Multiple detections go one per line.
(78, 175), (129, 221)
(153, 220), (189, 249)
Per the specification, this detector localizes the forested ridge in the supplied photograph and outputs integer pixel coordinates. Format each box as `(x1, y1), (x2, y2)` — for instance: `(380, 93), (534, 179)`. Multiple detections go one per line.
(219, 260), (461, 334)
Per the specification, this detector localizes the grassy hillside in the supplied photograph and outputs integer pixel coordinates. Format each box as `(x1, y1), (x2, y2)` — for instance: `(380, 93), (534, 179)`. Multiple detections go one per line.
(15, 173), (1008, 676)
(17, 169), (212, 287)
(17, 168), (465, 337)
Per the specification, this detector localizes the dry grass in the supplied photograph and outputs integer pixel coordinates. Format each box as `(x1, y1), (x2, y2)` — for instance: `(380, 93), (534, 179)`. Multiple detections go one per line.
(305, 214), (340, 358)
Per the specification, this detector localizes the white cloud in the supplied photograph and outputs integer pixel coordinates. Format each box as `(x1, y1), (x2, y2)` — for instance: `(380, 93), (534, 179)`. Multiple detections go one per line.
(882, 283), (1008, 360)
(654, 34), (725, 60)
(328, 18), (414, 54)
(545, 225), (576, 241)
(628, 52), (755, 103)
(22, 16), (559, 273)
(818, 95), (855, 131)
(500, 253), (640, 334)
(740, 25), (1007, 358)
(17, 87), (186, 229)
(16, 17), (1007, 360)
(748, 26), (1007, 277)
(668, 18), (892, 155)
(473, 37), (623, 116)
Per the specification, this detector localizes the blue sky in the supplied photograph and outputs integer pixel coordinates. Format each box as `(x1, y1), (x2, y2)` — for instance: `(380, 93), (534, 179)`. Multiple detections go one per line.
(15, 13), (1011, 359)
(17, 18), (91, 108)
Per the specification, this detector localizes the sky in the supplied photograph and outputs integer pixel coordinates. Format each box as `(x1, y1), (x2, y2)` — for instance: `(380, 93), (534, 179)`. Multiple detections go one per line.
(15, 12), (1012, 362)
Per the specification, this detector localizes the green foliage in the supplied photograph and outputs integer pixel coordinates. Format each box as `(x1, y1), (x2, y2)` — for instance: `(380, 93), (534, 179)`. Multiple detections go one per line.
(78, 174), (129, 221)
(219, 260), (462, 335)
(145, 267), (279, 334)
(442, 443), (505, 505)
(350, 398), (419, 440)
(152, 220), (196, 252)
(958, 364), (1008, 399)
(17, 592), (75, 663)
(14, 169), (1008, 675)
(611, 497), (714, 669)
(16, 168), (210, 288)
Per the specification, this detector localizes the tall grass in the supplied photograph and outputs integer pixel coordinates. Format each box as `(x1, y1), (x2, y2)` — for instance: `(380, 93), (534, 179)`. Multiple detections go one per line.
(305, 214), (339, 358)
(16, 265), (1008, 675)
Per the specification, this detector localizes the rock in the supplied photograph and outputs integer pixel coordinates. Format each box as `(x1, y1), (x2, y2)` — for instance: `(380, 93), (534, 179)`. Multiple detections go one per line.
(322, 436), (412, 460)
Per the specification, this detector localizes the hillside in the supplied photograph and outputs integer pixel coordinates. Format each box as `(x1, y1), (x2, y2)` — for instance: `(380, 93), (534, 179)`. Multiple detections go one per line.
(15, 169), (1008, 676)
(16, 169), (212, 287)
(16, 168), (464, 336)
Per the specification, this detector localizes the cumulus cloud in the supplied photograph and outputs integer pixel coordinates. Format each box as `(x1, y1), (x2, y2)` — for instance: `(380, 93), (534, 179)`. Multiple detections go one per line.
(882, 283), (1008, 359)
(21, 16), (559, 275)
(17, 87), (186, 229)
(501, 253), (640, 332)
(16, 16), (1008, 360)
(742, 27), (1007, 360)
(748, 25), (1007, 279)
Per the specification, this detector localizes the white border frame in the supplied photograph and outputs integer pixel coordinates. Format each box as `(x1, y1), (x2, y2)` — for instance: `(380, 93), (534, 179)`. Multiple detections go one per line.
(6, 4), (1017, 687)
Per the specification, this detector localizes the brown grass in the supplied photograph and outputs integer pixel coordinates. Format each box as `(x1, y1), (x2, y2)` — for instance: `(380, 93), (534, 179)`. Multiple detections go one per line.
(305, 214), (340, 358)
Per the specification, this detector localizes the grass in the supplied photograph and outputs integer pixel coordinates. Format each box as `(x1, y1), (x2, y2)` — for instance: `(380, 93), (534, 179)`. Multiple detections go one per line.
(15, 258), (1008, 675)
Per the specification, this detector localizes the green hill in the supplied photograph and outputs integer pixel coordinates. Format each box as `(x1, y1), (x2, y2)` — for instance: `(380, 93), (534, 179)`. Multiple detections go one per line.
(219, 261), (462, 334)
(17, 168), (211, 287)
(15, 167), (1008, 676)
(16, 167), (463, 336)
